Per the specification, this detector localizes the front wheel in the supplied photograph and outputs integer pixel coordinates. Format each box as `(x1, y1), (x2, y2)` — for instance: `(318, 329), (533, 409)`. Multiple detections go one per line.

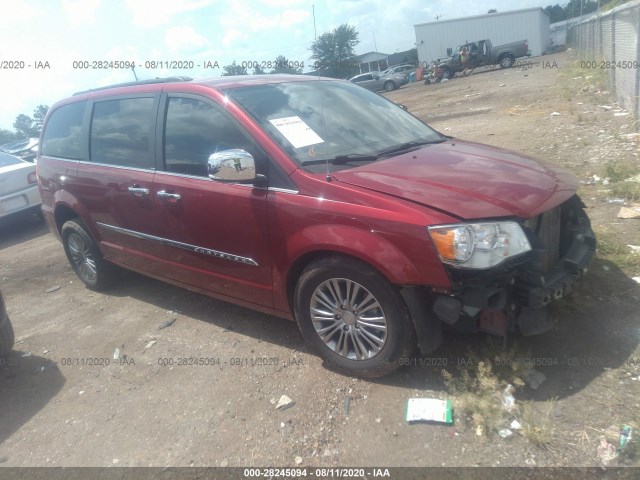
(62, 219), (117, 291)
(294, 256), (415, 378)
(383, 81), (396, 92)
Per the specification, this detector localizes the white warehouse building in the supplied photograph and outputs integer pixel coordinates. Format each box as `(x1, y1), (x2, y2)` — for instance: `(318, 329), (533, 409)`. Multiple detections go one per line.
(414, 7), (550, 65)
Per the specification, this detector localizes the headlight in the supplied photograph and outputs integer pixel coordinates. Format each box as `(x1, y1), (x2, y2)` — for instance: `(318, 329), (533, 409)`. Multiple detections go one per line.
(428, 221), (531, 269)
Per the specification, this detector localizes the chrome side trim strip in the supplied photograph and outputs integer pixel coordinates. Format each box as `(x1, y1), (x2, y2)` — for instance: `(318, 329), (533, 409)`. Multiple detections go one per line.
(96, 222), (259, 266)
(268, 187), (299, 194)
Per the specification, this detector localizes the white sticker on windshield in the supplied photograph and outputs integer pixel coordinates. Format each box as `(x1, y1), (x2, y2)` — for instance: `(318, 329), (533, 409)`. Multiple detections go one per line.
(269, 116), (324, 149)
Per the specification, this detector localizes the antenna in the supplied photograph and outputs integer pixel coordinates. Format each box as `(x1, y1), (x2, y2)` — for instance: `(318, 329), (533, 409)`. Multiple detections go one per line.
(434, 14), (442, 20)
(131, 65), (138, 81)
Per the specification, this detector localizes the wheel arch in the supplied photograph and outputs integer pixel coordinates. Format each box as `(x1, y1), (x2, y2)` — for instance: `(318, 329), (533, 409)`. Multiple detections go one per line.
(54, 203), (80, 236)
(282, 225), (423, 312)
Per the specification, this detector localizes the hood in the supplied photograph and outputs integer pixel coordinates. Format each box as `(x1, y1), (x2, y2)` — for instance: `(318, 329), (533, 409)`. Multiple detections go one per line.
(332, 140), (578, 220)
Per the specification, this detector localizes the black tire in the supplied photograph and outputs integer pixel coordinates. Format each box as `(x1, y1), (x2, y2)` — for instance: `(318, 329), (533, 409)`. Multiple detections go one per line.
(294, 256), (416, 378)
(499, 55), (515, 69)
(61, 219), (117, 291)
(383, 81), (395, 92)
(0, 312), (14, 357)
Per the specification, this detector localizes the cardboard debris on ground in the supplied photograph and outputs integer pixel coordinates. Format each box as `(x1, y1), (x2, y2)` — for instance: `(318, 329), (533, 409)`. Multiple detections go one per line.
(275, 395), (294, 410)
(617, 204), (640, 219)
(405, 398), (453, 424)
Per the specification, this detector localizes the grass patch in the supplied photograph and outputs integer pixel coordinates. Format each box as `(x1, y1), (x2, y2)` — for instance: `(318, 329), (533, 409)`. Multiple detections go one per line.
(611, 181), (640, 202)
(441, 339), (531, 434)
(605, 162), (640, 183)
(594, 225), (640, 271)
(521, 400), (557, 450)
(602, 162), (640, 201)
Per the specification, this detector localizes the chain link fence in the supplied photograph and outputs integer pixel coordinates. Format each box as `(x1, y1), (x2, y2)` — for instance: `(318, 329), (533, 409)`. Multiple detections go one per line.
(568, 0), (640, 130)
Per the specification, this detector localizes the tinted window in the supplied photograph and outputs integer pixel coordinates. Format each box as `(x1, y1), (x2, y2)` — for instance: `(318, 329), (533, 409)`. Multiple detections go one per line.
(41, 101), (86, 159)
(90, 98), (155, 168)
(0, 152), (23, 167)
(164, 97), (252, 177)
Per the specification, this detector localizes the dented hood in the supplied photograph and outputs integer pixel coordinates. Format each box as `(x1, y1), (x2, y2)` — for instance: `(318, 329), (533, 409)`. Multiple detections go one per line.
(332, 140), (578, 220)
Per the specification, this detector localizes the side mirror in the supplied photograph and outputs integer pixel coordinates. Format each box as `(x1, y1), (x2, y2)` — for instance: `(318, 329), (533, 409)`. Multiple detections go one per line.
(208, 149), (256, 183)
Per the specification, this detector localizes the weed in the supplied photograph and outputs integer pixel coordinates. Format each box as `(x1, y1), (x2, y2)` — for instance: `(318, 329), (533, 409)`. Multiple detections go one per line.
(594, 225), (640, 271)
(441, 339), (529, 433)
(605, 162), (639, 183)
(521, 400), (557, 450)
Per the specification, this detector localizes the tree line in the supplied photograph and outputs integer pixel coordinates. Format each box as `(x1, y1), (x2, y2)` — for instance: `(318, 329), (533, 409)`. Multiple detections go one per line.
(544, 0), (632, 23)
(223, 24), (361, 79)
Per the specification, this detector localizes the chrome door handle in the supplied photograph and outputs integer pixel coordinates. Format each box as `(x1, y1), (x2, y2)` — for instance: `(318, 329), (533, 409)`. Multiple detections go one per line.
(157, 190), (181, 201)
(128, 186), (149, 196)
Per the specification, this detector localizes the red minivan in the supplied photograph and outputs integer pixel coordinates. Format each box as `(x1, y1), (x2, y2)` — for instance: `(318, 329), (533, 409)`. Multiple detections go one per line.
(37, 75), (595, 377)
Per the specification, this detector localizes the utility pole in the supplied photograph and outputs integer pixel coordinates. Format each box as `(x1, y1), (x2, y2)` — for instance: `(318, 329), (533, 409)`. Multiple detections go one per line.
(373, 32), (380, 71)
(312, 4), (317, 40)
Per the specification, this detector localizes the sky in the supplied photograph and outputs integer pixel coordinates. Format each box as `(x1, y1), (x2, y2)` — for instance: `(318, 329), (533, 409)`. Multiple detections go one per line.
(0, 0), (550, 131)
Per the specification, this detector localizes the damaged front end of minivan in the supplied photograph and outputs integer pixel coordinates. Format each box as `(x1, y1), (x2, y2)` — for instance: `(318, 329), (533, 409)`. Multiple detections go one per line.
(412, 195), (595, 351)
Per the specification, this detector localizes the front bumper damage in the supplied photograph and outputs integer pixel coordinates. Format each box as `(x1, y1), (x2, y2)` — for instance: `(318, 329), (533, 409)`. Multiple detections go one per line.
(406, 196), (595, 353)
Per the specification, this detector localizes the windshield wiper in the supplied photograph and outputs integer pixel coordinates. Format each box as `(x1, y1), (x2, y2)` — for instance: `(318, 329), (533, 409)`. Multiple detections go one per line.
(301, 153), (379, 166)
(377, 138), (446, 156)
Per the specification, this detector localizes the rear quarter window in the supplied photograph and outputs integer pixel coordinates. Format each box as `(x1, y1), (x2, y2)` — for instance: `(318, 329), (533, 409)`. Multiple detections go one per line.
(41, 101), (86, 159)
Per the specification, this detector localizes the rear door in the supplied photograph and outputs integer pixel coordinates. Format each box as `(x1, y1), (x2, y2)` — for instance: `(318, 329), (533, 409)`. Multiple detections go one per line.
(78, 94), (161, 272)
(150, 93), (273, 308)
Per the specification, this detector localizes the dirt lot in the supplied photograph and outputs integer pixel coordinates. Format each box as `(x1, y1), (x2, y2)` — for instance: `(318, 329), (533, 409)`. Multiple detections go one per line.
(1, 52), (639, 469)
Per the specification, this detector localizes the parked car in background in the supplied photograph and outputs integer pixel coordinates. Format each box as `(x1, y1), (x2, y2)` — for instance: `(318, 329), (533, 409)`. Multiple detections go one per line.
(349, 71), (409, 92)
(0, 151), (42, 222)
(38, 75), (594, 378)
(381, 64), (415, 76)
(0, 137), (39, 163)
(0, 290), (14, 357)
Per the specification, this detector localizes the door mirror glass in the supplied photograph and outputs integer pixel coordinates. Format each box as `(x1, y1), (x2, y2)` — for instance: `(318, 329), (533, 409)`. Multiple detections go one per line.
(208, 149), (256, 182)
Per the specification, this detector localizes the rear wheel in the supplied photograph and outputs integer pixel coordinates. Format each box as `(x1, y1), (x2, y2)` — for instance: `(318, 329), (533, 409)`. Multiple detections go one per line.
(383, 81), (396, 92)
(294, 256), (415, 378)
(62, 219), (117, 291)
(499, 55), (515, 69)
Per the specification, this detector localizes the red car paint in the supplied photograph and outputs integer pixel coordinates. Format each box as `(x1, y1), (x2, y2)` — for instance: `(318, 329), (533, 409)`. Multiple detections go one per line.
(37, 75), (580, 323)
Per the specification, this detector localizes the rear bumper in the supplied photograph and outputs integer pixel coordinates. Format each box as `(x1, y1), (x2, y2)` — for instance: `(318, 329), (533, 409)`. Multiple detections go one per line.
(0, 185), (42, 220)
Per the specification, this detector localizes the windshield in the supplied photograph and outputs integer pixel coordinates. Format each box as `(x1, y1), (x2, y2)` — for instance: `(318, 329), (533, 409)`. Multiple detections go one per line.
(0, 152), (24, 168)
(224, 80), (443, 171)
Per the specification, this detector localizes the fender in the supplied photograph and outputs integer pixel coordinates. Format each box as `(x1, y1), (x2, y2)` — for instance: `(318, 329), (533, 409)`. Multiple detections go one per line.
(273, 223), (448, 313)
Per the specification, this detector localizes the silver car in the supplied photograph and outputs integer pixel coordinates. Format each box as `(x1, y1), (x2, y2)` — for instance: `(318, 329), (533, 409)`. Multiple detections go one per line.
(0, 151), (42, 222)
(349, 71), (409, 92)
(382, 64), (415, 76)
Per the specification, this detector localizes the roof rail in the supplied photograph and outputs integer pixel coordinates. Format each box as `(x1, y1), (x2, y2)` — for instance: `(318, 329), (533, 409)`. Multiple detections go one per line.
(73, 76), (193, 96)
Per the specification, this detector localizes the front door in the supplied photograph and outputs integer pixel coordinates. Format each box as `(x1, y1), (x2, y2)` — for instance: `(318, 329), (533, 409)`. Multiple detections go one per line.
(151, 94), (273, 308)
